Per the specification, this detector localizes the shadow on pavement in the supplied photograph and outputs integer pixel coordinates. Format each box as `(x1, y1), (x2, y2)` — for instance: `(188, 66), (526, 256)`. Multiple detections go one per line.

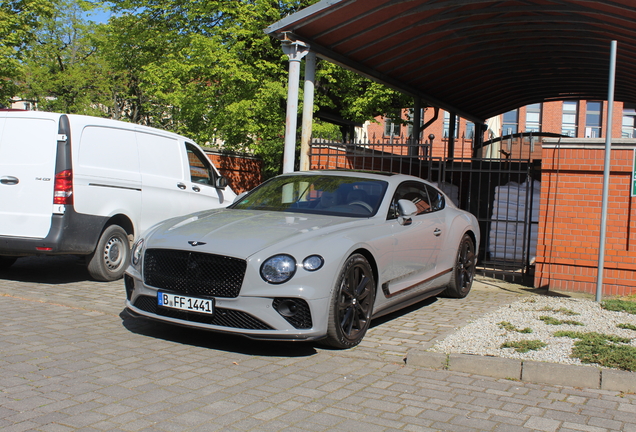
(370, 295), (438, 328)
(120, 310), (319, 358)
(0, 255), (94, 284)
(119, 294), (441, 356)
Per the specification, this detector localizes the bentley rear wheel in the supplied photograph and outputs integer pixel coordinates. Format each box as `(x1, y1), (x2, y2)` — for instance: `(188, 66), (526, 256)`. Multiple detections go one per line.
(443, 234), (475, 298)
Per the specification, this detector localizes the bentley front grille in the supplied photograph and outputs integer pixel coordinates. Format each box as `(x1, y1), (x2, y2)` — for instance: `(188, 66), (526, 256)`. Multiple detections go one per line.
(143, 249), (246, 298)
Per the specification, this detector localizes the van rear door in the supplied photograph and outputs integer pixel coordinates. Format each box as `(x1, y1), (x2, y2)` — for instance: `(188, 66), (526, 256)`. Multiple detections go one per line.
(0, 114), (58, 238)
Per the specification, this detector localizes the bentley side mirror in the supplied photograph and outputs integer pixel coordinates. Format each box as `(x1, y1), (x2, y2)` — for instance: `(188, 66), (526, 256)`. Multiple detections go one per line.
(397, 199), (417, 226)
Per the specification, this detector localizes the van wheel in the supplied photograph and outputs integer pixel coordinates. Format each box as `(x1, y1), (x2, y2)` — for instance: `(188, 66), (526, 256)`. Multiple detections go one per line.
(0, 257), (17, 270)
(87, 225), (130, 281)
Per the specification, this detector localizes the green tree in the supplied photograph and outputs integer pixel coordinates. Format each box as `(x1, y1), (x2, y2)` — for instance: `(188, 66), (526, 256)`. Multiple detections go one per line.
(21, 0), (113, 115)
(16, 0), (411, 177)
(0, 0), (54, 104)
(103, 0), (410, 177)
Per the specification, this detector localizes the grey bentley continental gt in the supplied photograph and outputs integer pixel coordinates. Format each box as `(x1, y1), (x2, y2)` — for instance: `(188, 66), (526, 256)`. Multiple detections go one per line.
(124, 170), (479, 348)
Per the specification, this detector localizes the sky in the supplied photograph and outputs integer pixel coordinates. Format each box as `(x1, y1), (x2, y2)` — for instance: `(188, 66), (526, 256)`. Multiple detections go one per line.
(84, 8), (116, 24)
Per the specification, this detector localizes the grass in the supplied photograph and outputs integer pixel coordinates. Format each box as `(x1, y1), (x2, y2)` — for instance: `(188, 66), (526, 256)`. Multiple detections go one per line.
(617, 323), (636, 331)
(501, 340), (547, 353)
(538, 306), (580, 316)
(498, 321), (533, 333)
(538, 316), (584, 326)
(554, 331), (636, 371)
(602, 299), (636, 315)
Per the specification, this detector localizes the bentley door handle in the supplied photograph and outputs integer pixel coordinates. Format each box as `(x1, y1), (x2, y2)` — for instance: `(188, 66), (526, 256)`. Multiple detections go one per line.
(177, 183), (186, 190)
(433, 228), (442, 236)
(192, 185), (201, 192)
(0, 176), (19, 185)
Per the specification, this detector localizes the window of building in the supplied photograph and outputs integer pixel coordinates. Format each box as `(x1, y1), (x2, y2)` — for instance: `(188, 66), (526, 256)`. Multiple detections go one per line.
(562, 101), (578, 137)
(465, 121), (475, 139)
(443, 111), (459, 138)
(622, 104), (636, 138)
(525, 103), (541, 132)
(502, 109), (518, 135)
(384, 112), (401, 137)
(585, 101), (602, 138)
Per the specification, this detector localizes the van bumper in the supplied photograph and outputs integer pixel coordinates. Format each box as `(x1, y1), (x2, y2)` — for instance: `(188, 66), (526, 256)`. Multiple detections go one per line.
(0, 208), (106, 256)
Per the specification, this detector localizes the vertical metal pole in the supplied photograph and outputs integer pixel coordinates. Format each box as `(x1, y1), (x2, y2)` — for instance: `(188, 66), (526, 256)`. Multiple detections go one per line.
(300, 52), (316, 172)
(596, 40), (617, 302)
(410, 98), (421, 156)
(448, 111), (456, 158)
(282, 39), (309, 174)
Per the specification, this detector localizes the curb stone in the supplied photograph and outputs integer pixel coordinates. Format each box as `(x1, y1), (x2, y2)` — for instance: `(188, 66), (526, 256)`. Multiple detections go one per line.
(522, 360), (600, 388)
(602, 368), (636, 392)
(448, 353), (521, 380)
(406, 350), (636, 392)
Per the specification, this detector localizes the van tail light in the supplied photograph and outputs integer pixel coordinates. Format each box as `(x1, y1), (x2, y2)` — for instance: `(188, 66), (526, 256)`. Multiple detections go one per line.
(53, 169), (73, 205)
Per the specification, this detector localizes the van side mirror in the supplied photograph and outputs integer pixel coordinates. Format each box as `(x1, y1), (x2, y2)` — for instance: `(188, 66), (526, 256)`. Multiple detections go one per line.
(215, 175), (228, 189)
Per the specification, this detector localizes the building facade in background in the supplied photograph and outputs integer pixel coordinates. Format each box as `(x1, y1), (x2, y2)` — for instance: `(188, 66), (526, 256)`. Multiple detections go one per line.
(363, 100), (634, 159)
(358, 100), (636, 296)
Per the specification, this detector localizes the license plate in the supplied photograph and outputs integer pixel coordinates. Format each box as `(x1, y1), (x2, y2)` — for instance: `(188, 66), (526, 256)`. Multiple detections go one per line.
(157, 292), (214, 314)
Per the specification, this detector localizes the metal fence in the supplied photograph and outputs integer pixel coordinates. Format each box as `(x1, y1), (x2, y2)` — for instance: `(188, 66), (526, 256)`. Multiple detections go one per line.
(309, 134), (542, 285)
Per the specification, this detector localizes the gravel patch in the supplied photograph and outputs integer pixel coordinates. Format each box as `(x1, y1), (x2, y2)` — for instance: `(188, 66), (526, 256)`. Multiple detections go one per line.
(430, 295), (636, 367)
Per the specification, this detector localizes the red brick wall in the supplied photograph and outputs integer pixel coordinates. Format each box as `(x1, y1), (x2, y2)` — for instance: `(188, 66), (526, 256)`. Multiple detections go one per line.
(535, 139), (636, 296)
(205, 151), (263, 194)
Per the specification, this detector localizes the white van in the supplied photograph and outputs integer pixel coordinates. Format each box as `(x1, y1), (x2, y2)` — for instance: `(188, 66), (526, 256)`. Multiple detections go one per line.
(0, 111), (236, 280)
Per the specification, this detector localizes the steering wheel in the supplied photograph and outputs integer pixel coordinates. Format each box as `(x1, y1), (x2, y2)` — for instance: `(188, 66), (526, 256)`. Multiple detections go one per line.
(348, 201), (373, 212)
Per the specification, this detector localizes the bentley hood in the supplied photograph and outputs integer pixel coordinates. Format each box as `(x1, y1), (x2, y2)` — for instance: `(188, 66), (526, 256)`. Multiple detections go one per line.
(143, 209), (372, 259)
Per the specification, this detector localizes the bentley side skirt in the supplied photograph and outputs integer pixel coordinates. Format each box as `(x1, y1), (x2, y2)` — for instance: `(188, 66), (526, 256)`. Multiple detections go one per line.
(381, 268), (452, 298)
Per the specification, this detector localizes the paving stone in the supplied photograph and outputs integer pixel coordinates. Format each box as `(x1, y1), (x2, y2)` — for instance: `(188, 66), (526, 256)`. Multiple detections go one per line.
(1, 263), (636, 431)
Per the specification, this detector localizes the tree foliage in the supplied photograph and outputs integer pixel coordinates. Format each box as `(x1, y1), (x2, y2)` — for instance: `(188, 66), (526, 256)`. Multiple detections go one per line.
(12, 0), (411, 177)
(22, 0), (113, 115)
(0, 0), (54, 103)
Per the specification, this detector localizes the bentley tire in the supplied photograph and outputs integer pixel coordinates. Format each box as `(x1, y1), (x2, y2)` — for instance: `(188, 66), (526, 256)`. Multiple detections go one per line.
(443, 233), (476, 298)
(324, 253), (376, 349)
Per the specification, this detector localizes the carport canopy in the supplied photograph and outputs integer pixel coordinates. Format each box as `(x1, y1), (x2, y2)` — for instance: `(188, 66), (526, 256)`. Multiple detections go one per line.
(265, 0), (636, 125)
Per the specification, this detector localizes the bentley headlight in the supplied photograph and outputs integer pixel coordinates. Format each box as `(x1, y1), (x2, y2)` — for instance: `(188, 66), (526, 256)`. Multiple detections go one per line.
(260, 254), (297, 284)
(302, 255), (324, 271)
(131, 238), (145, 267)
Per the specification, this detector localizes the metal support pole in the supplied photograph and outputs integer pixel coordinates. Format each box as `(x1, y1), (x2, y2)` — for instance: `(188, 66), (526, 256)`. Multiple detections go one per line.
(448, 111), (456, 158)
(596, 40), (617, 302)
(300, 51), (316, 172)
(410, 98), (421, 156)
(281, 38), (309, 174)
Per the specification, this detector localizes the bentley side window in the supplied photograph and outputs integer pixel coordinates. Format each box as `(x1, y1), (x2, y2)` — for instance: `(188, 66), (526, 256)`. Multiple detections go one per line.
(425, 184), (445, 211)
(388, 181), (433, 219)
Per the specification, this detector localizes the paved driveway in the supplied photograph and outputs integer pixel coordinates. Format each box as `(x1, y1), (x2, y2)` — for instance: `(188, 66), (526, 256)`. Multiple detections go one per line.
(1, 256), (635, 431)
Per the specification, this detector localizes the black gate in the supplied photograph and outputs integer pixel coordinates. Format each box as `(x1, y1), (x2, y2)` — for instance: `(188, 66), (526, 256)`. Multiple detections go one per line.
(309, 134), (542, 285)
